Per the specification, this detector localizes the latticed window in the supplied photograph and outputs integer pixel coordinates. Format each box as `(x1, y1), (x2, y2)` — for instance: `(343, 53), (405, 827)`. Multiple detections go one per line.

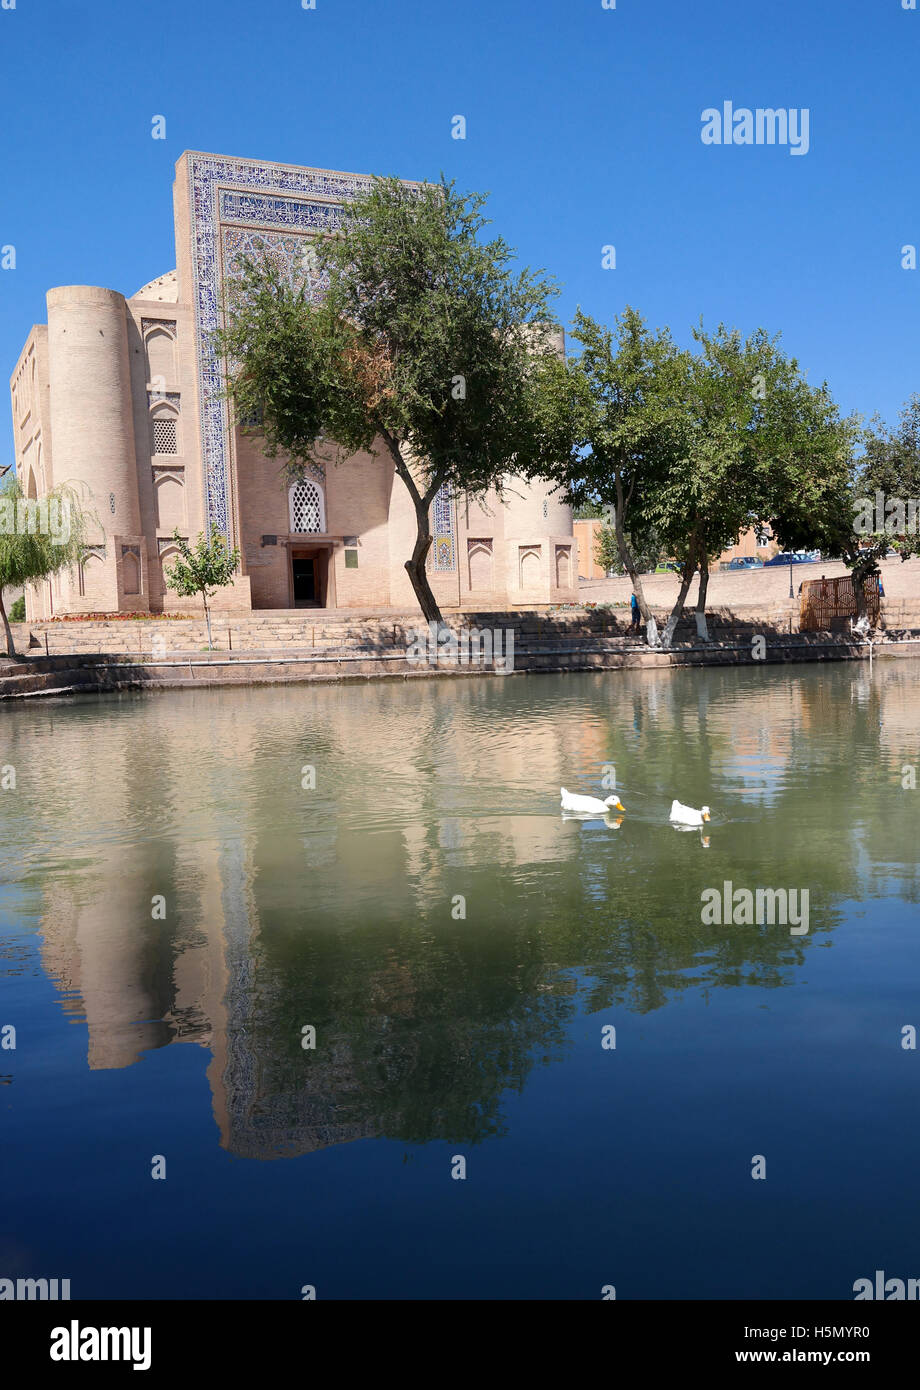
(152, 417), (177, 454)
(289, 479), (324, 533)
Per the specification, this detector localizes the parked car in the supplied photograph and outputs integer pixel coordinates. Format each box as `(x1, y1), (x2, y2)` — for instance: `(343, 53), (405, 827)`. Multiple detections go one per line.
(764, 551), (814, 567)
(653, 561), (680, 573)
(724, 557), (765, 570)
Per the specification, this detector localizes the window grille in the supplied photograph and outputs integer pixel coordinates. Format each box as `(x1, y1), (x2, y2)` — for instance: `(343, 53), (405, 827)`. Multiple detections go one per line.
(152, 418), (177, 454)
(290, 480), (323, 533)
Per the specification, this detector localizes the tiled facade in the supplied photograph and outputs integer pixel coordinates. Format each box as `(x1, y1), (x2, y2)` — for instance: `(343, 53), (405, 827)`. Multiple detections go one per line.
(9, 151), (576, 617)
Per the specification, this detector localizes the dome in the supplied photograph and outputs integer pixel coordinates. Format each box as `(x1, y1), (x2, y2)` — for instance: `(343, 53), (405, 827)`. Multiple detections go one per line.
(131, 270), (178, 303)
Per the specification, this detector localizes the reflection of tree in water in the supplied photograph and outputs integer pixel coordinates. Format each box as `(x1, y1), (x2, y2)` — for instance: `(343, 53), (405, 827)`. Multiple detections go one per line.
(244, 905), (575, 1148)
(233, 662), (920, 1150)
(10, 662), (920, 1152)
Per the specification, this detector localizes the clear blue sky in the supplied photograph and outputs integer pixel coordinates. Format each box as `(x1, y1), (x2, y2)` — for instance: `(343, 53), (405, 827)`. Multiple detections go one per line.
(1, 0), (918, 473)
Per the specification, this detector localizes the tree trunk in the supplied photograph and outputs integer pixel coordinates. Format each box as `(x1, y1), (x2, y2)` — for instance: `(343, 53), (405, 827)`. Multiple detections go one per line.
(203, 595), (213, 650)
(609, 485), (655, 643)
(0, 589), (15, 658)
(661, 541), (698, 650)
(613, 515), (651, 621)
(383, 429), (445, 626)
(694, 554), (710, 641)
(405, 498), (444, 625)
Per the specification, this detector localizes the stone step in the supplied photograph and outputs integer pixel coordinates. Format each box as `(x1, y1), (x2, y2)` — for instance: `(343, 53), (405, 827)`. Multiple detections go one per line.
(0, 671), (94, 698)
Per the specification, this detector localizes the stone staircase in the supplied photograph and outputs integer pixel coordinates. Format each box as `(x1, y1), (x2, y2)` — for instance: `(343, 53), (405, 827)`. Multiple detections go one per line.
(0, 655), (100, 699)
(8, 602), (806, 660)
(9, 609), (633, 659)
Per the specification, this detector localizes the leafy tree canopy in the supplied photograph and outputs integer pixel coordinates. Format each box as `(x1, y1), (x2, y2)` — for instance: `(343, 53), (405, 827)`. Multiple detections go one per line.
(0, 476), (95, 656)
(217, 177), (564, 621)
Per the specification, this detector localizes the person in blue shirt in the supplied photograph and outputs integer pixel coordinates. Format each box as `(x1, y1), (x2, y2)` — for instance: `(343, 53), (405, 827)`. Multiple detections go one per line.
(630, 592), (641, 633)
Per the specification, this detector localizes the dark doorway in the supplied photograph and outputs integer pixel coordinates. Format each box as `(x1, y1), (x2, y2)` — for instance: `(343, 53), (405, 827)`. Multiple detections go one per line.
(292, 557), (316, 604)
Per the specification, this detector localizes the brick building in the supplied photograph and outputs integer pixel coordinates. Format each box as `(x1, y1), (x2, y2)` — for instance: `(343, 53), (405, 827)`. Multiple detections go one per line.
(9, 151), (577, 618)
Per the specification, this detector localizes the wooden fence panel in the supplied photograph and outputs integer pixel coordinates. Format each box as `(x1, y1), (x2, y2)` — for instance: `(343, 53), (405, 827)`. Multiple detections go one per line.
(799, 574), (880, 630)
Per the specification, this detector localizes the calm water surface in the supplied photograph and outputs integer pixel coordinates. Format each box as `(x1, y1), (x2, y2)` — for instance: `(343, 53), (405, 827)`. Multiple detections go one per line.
(1, 663), (919, 1299)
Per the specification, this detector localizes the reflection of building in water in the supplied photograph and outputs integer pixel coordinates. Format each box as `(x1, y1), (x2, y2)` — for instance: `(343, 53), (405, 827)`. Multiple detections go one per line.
(40, 875), (174, 1070)
(22, 682), (592, 1155)
(36, 811), (379, 1156)
(204, 831), (379, 1158)
(22, 664), (908, 1154)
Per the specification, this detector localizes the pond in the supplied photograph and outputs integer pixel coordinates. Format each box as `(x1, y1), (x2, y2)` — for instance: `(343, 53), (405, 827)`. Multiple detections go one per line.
(1, 662), (918, 1299)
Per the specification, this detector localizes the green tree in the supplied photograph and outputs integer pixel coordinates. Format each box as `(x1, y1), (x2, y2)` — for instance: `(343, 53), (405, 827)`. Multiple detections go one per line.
(0, 477), (94, 656)
(860, 395), (920, 508)
(217, 177), (563, 624)
(647, 326), (774, 645)
(648, 324), (855, 644)
(593, 523), (664, 576)
(533, 306), (684, 641)
(761, 379), (865, 618)
(164, 525), (240, 649)
(854, 396), (920, 575)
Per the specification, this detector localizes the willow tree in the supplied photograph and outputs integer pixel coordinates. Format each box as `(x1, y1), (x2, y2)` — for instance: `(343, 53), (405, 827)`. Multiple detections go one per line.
(0, 477), (94, 656)
(216, 177), (562, 623)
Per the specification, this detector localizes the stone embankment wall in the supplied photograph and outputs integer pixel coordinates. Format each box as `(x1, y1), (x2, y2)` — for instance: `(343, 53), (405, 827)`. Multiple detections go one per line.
(3, 602), (920, 700)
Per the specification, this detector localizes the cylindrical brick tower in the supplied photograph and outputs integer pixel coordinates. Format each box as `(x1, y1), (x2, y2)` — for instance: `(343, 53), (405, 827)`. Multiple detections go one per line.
(47, 285), (142, 542)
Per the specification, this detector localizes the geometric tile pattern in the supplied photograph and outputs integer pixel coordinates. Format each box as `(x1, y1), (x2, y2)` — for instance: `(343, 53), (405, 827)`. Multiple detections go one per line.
(188, 153), (371, 542)
(431, 484), (456, 571)
(187, 152), (452, 568)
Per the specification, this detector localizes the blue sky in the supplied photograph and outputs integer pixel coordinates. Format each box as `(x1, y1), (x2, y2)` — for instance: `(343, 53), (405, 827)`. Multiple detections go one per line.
(1, 0), (918, 472)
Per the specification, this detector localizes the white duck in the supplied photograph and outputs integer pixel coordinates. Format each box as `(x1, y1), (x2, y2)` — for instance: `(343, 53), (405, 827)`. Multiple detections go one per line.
(560, 787), (625, 815)
(669, 799), (711, 827)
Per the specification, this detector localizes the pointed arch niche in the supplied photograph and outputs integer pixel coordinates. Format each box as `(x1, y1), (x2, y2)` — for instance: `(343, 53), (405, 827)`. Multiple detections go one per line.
(143, 321), (177, 387)
(467, 539), (493, 591)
